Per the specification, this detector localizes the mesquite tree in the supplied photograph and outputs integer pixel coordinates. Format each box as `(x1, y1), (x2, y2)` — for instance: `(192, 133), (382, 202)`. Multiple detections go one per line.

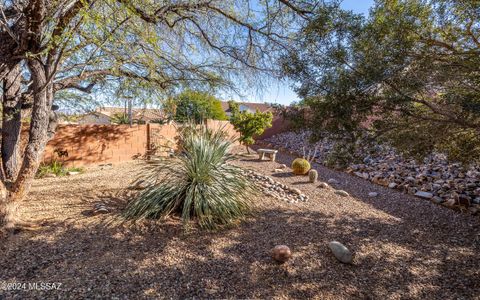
(283, 0), (480, 163)
(0, 0), (313, 232)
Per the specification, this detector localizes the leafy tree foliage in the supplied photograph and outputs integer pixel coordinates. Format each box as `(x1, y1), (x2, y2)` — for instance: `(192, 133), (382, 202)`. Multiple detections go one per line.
(174, 90), (226, 123)
(283, 0), (480, 164)
(229, 101), (273, 153)
(110, 113), (130, 125)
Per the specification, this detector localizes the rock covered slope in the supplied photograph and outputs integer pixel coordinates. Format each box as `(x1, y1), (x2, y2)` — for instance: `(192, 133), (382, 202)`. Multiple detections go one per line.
(262, 131), (480, 214)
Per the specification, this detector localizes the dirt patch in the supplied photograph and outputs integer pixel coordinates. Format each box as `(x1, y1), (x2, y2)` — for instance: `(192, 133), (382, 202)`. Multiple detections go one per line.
(1, 149), (479, 299)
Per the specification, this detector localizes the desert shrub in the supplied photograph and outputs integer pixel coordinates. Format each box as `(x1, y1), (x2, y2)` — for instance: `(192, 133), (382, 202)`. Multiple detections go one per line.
(123, 124), (256, 229)
(325, 143), (357, 170)
(36, 161), (83, 178)
(228, 101), (273, 153)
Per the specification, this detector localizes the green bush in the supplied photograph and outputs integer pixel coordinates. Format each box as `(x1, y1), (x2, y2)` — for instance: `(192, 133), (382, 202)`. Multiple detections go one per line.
(228, 101), (273, 153)
(36, 161), (84, 178)
(123, 124), (256, 229)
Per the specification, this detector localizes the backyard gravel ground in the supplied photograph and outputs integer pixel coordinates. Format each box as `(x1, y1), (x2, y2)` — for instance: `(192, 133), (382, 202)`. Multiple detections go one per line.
(1, 146), (479, 299)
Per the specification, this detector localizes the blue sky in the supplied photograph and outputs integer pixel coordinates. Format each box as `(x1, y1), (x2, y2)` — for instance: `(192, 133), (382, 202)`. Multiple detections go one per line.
(237, 0), (375, 106)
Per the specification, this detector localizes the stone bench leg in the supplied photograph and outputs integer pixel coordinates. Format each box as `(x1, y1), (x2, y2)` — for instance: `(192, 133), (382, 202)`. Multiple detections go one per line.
(260, 152), (266, 160)
(271, 153), (276, 162)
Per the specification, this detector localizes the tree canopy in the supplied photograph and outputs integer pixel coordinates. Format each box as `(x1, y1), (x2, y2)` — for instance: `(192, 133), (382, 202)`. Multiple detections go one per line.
(283, 0), (480, 164)
(0, 0), (313, 231)
(174, 90), (226, 123)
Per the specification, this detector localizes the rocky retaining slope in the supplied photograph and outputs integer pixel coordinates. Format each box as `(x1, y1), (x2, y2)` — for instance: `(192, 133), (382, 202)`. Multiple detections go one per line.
(262, 131), (480, 214)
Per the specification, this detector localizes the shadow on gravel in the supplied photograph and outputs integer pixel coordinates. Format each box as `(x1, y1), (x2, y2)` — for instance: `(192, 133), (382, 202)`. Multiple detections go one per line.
(1, 203), (478, 299)
(271, 172), (295, 178)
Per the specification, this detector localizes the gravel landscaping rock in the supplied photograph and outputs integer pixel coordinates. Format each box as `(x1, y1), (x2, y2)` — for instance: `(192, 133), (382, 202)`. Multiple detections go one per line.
(1, 151), (479, 300)
(264, 131), (480, 211)
(368, 192), (379, 197)
(244, 169), (309, 203)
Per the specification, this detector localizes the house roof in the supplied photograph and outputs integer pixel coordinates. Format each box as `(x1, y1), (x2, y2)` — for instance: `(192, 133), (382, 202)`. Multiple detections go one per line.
(95, 107), (165, 122)
(220, 101), (273, 113)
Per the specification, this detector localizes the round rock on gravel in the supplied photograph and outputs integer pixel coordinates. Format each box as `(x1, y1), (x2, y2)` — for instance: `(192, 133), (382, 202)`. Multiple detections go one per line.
(328, 241), (353, 264)
(271, 245), (292, 263)
(368, 192), (379, 197)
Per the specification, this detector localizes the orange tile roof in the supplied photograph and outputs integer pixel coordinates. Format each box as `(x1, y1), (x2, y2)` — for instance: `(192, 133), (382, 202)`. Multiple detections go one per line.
(220, 101), (273, 113)
(96, 107), (164, 122)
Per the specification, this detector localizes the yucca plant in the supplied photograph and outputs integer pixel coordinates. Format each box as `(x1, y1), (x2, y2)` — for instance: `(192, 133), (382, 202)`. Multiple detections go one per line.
(123, 124), (256, 229)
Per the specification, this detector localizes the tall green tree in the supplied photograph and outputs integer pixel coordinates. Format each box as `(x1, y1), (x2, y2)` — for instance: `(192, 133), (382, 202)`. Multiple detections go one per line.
(0, 0), (313, 232)
(283, 0), (480, 164)
(174, 90), (226, 123)
(229, 101), (273, 153)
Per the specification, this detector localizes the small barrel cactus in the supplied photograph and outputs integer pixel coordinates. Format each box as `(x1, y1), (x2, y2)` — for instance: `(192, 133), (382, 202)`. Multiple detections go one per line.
(308, 169), (318, 183)
(292, 158), (311, 175)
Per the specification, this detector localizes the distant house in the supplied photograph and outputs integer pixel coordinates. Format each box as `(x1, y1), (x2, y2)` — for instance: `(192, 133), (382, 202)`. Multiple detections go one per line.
(76, 107), (165, 124)
(220, 101), (274, 117)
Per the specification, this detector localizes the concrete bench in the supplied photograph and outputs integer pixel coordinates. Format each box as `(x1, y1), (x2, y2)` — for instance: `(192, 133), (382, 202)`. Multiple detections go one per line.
(257, 148), (278, 162)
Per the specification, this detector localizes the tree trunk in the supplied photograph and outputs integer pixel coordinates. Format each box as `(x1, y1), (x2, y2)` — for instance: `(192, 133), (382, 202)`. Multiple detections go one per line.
(0, 59), (56, 230)
(2, 63), (23, 182)
(0, 192), (19, 231)
(246, 144), (250, 154)
(12, 59), (54, 198)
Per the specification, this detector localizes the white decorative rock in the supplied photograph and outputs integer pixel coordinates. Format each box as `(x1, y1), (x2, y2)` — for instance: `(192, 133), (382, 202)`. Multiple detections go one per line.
(388, 182), (397, 189)
(334, 190), (350, 197)
(414, 191), (433, 199)
(318, 182), (329, 189)
(368, 192), (378, 197)
(291, 188), (302, 195)
(94, 207), (109, 214)
(327, 178), (339, 184)
(328, 241), (353, 264)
